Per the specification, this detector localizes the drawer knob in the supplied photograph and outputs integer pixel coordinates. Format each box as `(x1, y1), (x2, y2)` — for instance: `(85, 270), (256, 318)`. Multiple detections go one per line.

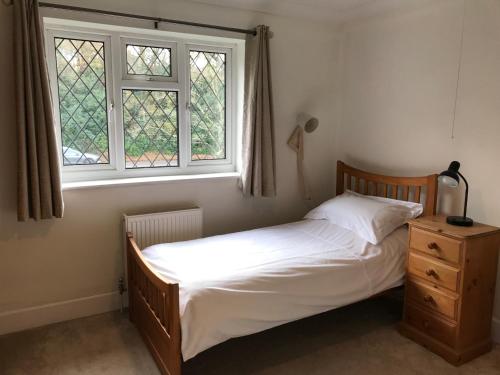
(423, 295), (434, 304)
(425, 268), (438, 278)
(427, 242), (439, 250)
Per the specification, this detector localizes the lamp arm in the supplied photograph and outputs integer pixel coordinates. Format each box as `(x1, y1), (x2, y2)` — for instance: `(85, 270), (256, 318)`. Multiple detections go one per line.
(457, 171), (468, 218)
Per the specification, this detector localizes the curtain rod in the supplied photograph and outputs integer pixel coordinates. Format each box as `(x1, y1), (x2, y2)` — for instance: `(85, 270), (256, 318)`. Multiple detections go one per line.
(2, 1), (257, 36)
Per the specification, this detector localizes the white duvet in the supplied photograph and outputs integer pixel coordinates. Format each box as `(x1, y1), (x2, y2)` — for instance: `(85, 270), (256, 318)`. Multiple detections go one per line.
(142, 219), (408, 360)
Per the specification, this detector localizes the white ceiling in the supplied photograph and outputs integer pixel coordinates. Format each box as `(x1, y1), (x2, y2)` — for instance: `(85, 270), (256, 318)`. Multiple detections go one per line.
(188, 0), (431, 24)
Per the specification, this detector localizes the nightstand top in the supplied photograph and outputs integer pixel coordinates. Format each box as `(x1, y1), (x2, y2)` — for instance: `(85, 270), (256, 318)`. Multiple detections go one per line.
(409, 215), (500, 239)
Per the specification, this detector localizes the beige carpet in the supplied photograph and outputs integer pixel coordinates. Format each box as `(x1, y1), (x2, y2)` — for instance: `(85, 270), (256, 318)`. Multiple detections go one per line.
(1, 294), (499, 374)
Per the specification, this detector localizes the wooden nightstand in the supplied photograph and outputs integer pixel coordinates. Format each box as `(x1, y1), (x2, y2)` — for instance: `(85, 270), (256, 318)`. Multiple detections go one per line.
(398, 216), (500, 365)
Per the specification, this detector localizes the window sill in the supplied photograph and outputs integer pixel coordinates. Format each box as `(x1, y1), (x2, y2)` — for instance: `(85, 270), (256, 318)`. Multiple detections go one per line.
(62, 172), (241, 191)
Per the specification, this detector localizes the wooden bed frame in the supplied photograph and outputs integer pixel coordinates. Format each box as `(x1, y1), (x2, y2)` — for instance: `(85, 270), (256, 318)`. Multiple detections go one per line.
(126, 160), (438, 375)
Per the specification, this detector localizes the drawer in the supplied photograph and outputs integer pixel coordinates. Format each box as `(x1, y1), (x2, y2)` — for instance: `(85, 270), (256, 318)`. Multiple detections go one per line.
(409, 227), (463, 264)
(406, 278), (458, 320)
(404, 303), (457, 347)
(408, 252), (460, 292)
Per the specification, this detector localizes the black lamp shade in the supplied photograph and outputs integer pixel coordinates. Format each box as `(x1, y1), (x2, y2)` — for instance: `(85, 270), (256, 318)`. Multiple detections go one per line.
(438, 160), (473, 227)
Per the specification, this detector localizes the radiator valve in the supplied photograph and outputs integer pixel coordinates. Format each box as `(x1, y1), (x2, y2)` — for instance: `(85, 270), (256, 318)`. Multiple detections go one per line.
(118, 277), (127, 313)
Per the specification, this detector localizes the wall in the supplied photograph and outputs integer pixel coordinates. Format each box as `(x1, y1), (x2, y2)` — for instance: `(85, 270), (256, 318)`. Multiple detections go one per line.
(338, 0), (500, 336)
(0, 0), (340, 329)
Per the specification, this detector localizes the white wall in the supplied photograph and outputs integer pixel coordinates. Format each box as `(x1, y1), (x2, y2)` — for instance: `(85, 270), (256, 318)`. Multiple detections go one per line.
(0, 0), (340, 322)
(338, 0), (500, 330)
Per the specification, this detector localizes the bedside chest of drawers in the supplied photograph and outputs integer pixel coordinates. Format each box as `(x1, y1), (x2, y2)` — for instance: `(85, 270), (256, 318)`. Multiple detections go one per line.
(398, 216), (500, 365)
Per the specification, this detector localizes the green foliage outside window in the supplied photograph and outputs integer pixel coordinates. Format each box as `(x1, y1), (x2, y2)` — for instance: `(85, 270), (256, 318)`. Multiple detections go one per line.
(55, 38), (227, 167)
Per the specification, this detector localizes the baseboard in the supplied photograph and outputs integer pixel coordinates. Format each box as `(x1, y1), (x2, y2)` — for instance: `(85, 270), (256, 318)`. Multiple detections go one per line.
(0, 292), (122, 336)
(493, 317), (500, 344)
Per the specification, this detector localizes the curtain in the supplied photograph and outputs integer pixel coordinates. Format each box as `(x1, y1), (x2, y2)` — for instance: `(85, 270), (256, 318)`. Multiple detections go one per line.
(14, 0), (64, 221)
(240, 25), (276, 197)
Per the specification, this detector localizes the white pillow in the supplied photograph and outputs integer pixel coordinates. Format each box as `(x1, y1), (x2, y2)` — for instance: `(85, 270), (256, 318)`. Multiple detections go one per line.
(305, 190), (422, 244)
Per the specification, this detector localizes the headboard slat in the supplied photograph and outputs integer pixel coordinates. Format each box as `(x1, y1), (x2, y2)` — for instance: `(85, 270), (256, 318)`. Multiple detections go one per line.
(402, 185), (409, 201)
(381, 184), (387, 198)
(336, 161), (438, 216)
(354, 178), (360, 193)
(414, 186), (421, 203)
(390, 185), (397, 199)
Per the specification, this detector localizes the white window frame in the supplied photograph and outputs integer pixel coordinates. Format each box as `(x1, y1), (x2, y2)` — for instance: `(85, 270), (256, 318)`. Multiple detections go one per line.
(186, 44), (233, 167)
(44, 19), (243, 183)
(121, 38), (178, 82)
(45, 29), (117, 174)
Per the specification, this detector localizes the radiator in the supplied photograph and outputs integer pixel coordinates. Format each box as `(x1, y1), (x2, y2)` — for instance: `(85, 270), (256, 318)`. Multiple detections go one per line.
(123, 208), (203, 249)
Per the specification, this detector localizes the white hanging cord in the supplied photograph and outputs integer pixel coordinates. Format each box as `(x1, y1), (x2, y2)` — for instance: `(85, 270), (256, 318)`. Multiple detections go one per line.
(451, 0), (467, 140)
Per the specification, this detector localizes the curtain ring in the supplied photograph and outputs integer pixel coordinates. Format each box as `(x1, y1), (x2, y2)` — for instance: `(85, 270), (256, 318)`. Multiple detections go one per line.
(2, 0), (14, 6)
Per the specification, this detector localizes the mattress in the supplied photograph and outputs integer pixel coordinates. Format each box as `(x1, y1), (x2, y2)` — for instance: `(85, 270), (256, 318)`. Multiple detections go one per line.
(142, 219), (408, 360)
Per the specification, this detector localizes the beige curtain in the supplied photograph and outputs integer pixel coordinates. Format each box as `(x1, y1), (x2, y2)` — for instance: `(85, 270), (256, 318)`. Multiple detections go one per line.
(14, 0), (64, 221)
(240, 25), (276, 197)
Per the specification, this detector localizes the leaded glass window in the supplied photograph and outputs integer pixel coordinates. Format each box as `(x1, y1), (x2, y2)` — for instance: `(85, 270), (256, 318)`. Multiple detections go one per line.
(122, 90), (179, 168)
(189, 50), (226, 161)
(54, 37), (109, 165)
(126, 44), (171, 77)
(46, 25), (238, 182)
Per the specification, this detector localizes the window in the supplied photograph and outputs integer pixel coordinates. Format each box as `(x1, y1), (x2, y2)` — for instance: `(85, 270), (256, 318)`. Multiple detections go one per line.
(122, 89), (179, 168)
(45, 22), (242, 182)
(54, 37), (110, 166)
(126, 44), (172, 77)
(189, 50), (226, 161)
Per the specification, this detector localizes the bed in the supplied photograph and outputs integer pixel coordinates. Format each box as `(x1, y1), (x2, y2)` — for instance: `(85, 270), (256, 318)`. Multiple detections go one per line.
(126, 161), (438, 375)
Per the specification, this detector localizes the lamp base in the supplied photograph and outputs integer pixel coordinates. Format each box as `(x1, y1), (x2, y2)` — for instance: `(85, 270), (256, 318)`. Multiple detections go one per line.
(446, 216), (474, 227)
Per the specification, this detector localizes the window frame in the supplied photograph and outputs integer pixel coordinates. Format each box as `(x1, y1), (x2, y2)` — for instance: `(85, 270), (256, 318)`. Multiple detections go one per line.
(186, 44), (232, 167)
(121, 88), (180, 169)
(121, 38), (178, 82)
(44, 20), (241, 183)
(45, 29), (117, 174)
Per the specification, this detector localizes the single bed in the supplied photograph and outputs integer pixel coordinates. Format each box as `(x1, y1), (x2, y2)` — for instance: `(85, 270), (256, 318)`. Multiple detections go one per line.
(126, 161), (438, 375)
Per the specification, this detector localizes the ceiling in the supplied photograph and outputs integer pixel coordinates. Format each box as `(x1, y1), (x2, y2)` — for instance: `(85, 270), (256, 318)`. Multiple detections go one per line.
(188, 0), (430, 24)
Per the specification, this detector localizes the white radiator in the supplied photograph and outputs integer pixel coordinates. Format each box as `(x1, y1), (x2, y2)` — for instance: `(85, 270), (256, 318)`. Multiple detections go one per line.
(123, 208), (203, 249)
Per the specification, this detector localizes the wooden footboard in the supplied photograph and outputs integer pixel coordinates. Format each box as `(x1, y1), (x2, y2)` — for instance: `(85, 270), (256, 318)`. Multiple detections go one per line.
(126, 233), (182, 375)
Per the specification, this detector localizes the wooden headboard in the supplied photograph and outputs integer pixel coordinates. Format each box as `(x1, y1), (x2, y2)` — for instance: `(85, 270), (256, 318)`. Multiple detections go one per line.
(336, 161), (438, 216)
